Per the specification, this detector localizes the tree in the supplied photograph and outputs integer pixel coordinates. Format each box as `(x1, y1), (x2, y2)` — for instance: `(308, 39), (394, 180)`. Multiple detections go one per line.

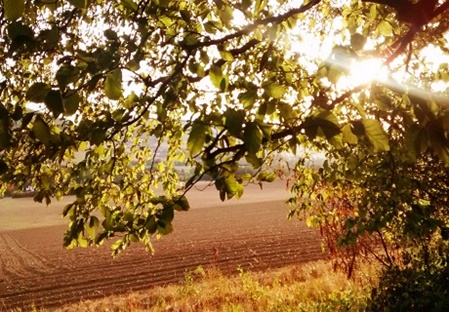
(1, 0), (449, 299)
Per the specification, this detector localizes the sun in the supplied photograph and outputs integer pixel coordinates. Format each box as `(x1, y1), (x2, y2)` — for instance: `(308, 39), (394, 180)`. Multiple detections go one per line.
(347, 58), (388, 86)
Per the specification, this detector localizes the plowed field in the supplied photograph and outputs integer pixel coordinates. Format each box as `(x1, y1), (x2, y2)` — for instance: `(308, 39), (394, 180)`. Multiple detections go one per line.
(0, 182), (324, 311)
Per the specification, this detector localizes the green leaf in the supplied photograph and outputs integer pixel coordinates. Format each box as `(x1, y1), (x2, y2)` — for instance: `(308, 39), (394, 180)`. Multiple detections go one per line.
(362, 119), (390, 152)
(255, 0), (267, 16)
(36, 0), (57, 11)
(431, 139), (449, 166)
(86, 216), (99, 238)
(375, 94), (392, 111)
(69, 0), (88, 9)
(0, 159), (8, 175)
(90, 129), (106, 145)
(327, 65), (343, 84)
(157, 220), (173, 235)
(304, 110), (340, 141)
(238, 89), (258, 109)
(144, 216), (157, 234)
(121, 0), (138, 11)
(257, 122), (272, 140)
(224, 174), (243, 200)
(64, 91), (81, 116)
(219, 50), (234, 61)
(378, 20), (393, 37)
(405, 124), (427, 161)
(219, 5), (234, 27)
(104, 29), (118, 40)
(243, 122), (262, 155)
(219, 76), (228, 92)
(187, 121), (208, 155)
(11, 105), (23, 121)
(77, 234), (89, 248)
(4, 0), (25, 21)
(240, 0), (252, 11)
(56, 65), (80, 88)
(43, 91), (63, 118)
(0, 117), (11, 150)
(105, 69), (123, 100)
(7, 22), (34, 41)
(224, 108), (245, 137)
(180, 10), (191, 22)
(33, 117), (52, 146)
(183, 33), (199, 46)
(41, 27), (59, 48)
(317, 111), (340, 132)
(278, 103), (296, 121)
(209, 65), (223, 89)
(26, 83), (51, 103)
(62, 203), (75, 218)
(369, 4), (377, 20)
(257, 103), (267, 116)
(111, 239), (125, 254)
(44, 90), (64, 117)
(127, 58), (140, 71)
(204, 20), (221, 33)
(328, 134), (343, 149)
(257, 170), (277, 182)
(245, 153), (263, 168)
(351, 120), (365, 136)
(173, 196), (190, 211)
(350, 33), (366, 51)
(159, 206), (174, 223)
(342, 123), (358, 145)
(219, 189), (226, 201)
(264, 82), (285, 99)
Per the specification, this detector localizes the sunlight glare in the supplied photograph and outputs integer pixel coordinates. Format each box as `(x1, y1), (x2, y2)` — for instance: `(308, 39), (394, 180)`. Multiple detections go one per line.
(348, 58), (388, 85)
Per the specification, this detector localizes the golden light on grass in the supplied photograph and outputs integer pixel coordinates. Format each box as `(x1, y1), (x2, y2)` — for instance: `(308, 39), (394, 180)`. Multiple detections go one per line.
(51, 260), (379, 312)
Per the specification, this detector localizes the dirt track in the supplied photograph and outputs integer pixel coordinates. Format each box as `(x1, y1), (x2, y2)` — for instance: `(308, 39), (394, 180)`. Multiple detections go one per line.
(0, 182), (324, 310)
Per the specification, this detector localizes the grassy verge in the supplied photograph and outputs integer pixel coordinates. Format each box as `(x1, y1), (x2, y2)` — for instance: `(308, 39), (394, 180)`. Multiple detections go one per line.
(50, 260), (377, 312)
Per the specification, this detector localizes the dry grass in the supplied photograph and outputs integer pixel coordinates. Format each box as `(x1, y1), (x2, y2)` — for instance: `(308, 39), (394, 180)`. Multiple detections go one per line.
(45, 260), (378, 312)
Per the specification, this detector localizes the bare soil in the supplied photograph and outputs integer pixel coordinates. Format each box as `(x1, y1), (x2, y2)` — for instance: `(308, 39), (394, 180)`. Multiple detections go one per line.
(0, 182), (324, 311)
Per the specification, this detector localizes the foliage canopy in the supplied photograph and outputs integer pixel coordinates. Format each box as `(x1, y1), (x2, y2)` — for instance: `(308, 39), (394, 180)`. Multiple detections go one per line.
(1, 2), (449, 299)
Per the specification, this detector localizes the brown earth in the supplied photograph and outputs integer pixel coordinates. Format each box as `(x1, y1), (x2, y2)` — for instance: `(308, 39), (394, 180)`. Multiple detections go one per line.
(0, 182), (324, 311)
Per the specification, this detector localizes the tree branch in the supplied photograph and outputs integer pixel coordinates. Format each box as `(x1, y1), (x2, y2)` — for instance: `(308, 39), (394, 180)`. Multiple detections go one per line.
(329, 84), (368, 109)
(184, 0), (322, 51)
(385, 27), (418, 64)
(384, 0), (449, 64)
(186, 38), (262, 83)
(144, 38), (262, 87)
(207, 124), (304, 159)
(432, 0), (449, 17)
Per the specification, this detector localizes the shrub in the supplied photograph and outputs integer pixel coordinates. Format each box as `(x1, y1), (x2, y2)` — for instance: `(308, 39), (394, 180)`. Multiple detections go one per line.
(368, 262), (449, 311)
